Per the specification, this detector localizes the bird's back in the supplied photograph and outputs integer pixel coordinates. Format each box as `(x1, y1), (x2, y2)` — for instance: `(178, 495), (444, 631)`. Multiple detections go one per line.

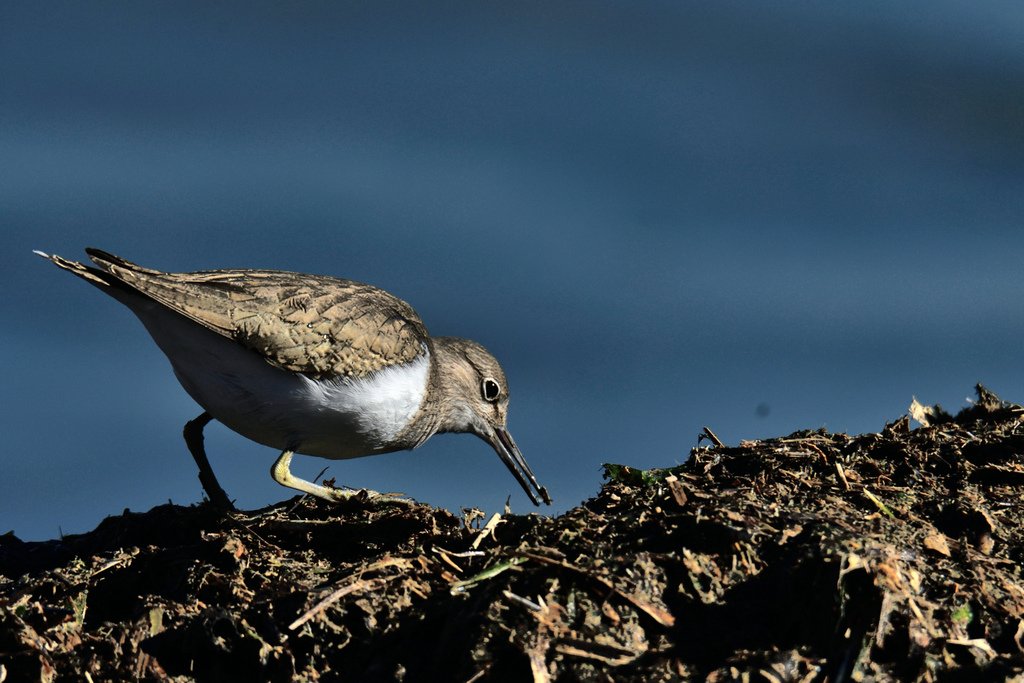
(47, 248), (431, 378)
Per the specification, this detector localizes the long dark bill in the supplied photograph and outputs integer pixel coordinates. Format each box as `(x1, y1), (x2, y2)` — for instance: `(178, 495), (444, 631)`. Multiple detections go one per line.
(490, 427), (552, 506)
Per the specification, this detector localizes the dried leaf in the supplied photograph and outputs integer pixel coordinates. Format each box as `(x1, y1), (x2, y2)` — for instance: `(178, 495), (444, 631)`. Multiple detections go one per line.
(664, 475), (688, 507)
(923, 533), (951, 557)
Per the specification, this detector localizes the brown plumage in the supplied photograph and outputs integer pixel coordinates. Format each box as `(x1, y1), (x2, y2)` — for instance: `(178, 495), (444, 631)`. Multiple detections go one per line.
(59, 248), (428, 378)
(37, 247), (551, 509)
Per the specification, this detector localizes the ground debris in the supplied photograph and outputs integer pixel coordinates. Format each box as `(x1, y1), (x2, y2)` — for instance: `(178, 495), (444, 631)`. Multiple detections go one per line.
(2, 385), (1024, 681)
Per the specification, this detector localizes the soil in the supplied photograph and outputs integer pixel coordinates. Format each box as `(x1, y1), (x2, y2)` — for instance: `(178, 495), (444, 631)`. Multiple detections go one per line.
(2, 385), (1023, 682)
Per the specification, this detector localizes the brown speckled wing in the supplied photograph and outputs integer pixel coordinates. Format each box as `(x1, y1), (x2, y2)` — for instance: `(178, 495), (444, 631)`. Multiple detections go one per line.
(86, 249), (429, 378)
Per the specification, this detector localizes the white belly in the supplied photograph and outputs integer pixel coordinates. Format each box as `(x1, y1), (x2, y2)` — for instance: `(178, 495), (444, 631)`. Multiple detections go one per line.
(126, 298), (430, 459)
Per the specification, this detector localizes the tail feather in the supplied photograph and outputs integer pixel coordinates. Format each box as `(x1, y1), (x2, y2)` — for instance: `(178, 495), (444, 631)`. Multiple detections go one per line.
(85, 247), (165, 275)
(34, 249), (117, 289)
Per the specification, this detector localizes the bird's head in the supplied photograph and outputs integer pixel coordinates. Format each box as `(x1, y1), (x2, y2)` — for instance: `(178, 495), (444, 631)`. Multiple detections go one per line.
(431, 337), (551, 506)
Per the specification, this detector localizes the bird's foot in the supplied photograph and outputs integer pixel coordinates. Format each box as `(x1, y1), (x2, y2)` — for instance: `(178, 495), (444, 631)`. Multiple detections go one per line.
(323, 486), (415, 507)
(271, 450), (415, 507)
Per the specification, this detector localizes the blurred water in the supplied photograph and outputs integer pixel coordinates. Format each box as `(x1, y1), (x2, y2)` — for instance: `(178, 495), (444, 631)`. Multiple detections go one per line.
(3, 1), (1023, 540)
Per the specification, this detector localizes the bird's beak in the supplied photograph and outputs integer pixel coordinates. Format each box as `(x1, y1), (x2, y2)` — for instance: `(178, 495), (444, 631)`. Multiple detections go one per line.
(486, 427), (552, 506)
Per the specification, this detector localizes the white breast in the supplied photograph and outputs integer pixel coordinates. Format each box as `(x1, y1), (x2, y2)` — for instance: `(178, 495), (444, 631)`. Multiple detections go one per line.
(295, 355), (430, 455)
(124, 295), (430, 459)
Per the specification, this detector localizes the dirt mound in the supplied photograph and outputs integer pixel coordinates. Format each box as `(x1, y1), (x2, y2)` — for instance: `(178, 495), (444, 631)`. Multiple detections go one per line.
(2, 386), (1023, 681)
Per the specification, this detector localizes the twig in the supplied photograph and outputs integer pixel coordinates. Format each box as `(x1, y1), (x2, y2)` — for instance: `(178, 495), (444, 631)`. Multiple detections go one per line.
(835, 462), (851, 491)
(907, 596), (939, 638)
(433, 547), (487, 558)
(503, 590), (543, 612)
(227, 516), (280, 550)
(664, 475), (688, 506)
(798, 441), (830, 465)
(862, 488), (896, 519)
(288, 557), (411, 630)
(700, 426), (724, 447)
(434, 548), (464, 573)
(947, 638), (996, 656)
(555, 639), (640, 666)
(288, 576), (395, 630)
(450, 557), (527, 593)
(471, 512), (504, 550)
(520, 552), (675, 627)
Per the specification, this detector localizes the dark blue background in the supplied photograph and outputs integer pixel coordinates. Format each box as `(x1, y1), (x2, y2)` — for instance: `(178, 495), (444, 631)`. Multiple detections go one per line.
(4, 2), (1023, 540)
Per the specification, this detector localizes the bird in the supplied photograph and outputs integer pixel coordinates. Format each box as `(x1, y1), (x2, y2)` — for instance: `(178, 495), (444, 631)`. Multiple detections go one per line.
(35, 248), (551, 510)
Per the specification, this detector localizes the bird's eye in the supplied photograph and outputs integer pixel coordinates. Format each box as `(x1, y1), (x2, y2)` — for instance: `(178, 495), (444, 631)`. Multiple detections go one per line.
(482, 378), (501, 402)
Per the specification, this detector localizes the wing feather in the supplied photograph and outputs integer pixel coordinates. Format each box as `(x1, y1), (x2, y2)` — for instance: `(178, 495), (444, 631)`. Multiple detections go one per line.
(84, 249), (428, 378)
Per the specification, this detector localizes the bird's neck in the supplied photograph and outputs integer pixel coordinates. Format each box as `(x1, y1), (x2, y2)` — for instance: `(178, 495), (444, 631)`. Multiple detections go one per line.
(394, 337), (474, 447)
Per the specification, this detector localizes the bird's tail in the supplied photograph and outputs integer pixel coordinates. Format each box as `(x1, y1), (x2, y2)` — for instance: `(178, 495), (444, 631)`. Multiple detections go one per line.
(84, 247), (166, 276)
(33, 249), (117, 289)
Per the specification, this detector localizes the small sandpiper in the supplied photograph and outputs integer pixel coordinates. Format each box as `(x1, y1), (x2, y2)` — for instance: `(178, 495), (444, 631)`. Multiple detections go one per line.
(36, 248), (551, 510)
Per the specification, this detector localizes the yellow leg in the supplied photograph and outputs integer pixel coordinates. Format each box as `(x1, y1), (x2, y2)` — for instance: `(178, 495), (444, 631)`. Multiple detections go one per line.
(270, 450), (412, 505)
